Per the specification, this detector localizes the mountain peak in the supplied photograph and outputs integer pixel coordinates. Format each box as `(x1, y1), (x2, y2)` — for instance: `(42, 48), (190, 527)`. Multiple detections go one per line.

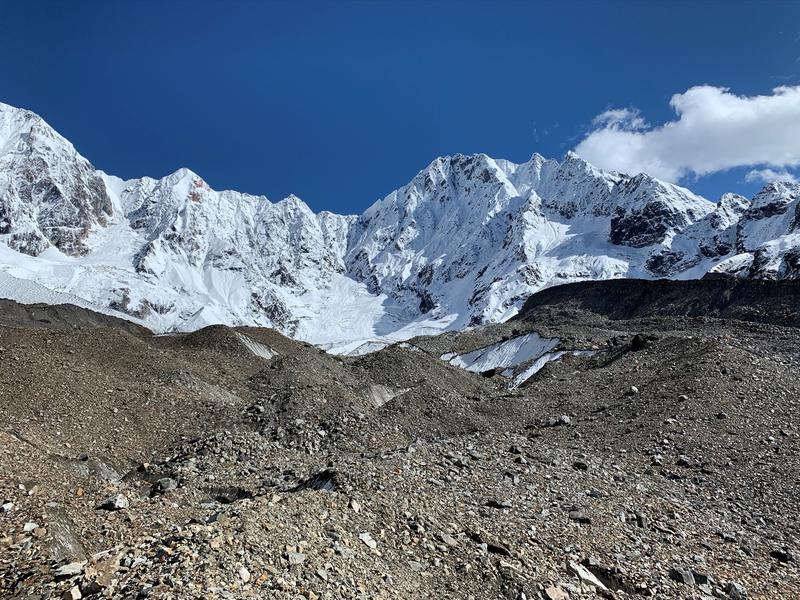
(558, 150), (606, 177)
(527, 152), (547, 166)
(422, 152), (493, 171)
(276, 194), (315, 212)
(0, 102), (111, 257)
(758, 180), (800, 195)
(171, 166), (201, 180)
(0, 102), (72, 154)
(0, 101), (33, 125)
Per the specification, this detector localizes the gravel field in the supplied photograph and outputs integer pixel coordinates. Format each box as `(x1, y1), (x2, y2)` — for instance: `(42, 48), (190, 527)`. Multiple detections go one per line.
(1, 279), (798, 599)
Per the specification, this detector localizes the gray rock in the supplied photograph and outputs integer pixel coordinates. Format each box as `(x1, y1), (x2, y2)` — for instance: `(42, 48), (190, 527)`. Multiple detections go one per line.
(54, 561), (86, 580)
(544, 586), (569, 600)
(62, 585), (82, 600)
(726, 581), (748, 599)
(669, 566), (695, 585)
(466, 529), (513, 556)
(151, 477), (178, 496)
(693, 570), (713, 594)
(568, 560), (607, 590)
(437, 532), (459, 547)
(359, 532), (377, 549)
(568, 510), (591, 524)
(97, 493), (129, 511)
(45, 503), (88, 563)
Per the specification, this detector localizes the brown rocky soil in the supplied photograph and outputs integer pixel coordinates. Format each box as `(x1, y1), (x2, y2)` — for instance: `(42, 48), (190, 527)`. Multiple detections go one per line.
(1, 280), (798, 599)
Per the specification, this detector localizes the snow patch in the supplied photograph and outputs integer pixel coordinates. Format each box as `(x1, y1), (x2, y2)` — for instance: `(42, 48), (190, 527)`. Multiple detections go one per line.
(365, 384), (409, 408)
(234, 332), (277, 360)
(444, 333), (560, 373)
(442, 331), (599, 387)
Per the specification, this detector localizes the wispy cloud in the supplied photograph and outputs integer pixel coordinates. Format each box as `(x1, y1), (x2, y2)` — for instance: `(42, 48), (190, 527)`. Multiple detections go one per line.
(574, 85), (800, 184)
(745, 168), (798, 184)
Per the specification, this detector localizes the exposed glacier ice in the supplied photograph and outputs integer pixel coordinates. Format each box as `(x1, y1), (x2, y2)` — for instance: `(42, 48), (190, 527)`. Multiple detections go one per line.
(444, 333), (560, 373)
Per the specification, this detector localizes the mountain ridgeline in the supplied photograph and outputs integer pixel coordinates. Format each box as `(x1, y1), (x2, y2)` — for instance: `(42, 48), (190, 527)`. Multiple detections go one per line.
(1, 101), (800, 343)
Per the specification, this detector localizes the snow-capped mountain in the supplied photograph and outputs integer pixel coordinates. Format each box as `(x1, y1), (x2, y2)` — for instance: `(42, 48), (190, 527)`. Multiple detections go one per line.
(1, 101), (799, 348)
(0, 104), (112, 256)
(345, 152), (720, 327)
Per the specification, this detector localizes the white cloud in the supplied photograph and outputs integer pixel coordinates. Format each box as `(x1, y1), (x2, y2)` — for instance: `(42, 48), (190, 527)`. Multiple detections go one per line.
(574, 85), (800, 184)
(745, 168), (798, 184)
(590, 108), (648, 131)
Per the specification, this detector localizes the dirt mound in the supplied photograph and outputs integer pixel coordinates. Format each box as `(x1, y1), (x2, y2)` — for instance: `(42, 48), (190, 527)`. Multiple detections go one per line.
(0, 298), (151, 334)
(244, 343), (503, 443)
(352, 345), (507, 438)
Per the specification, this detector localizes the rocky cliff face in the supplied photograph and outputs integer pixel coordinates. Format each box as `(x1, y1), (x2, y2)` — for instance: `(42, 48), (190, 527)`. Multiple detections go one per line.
(1, 102), (799, 344)
(0, 103), (112, 256)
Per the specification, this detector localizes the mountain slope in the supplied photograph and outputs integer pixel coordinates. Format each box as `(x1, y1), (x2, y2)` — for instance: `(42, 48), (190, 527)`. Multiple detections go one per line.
(1, 101), (800, 345)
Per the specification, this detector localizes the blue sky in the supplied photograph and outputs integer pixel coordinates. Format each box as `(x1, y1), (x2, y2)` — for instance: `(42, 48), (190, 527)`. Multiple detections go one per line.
(1, 0), (798, 212)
